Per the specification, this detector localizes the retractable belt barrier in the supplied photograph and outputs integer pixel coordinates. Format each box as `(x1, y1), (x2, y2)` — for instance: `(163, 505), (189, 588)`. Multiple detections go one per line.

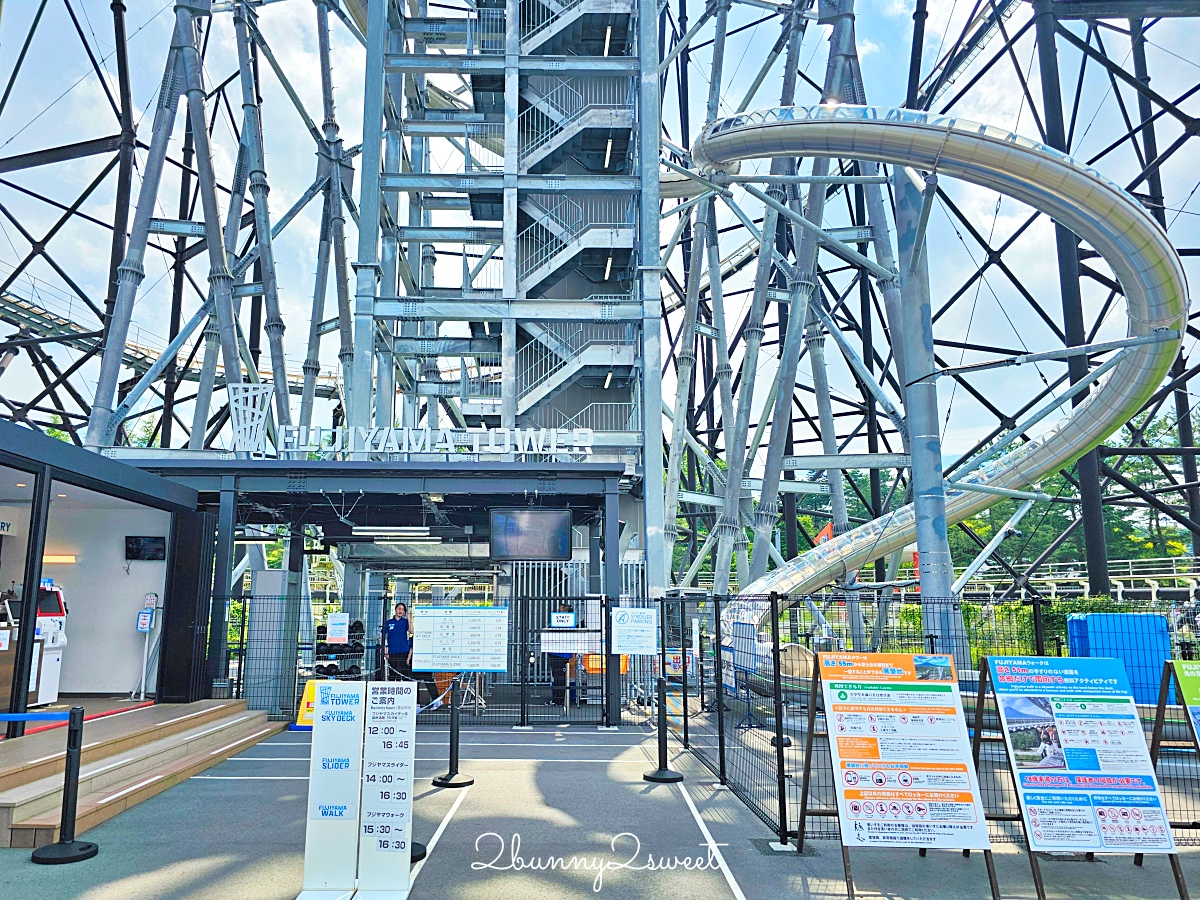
(0, 707), (98, 864)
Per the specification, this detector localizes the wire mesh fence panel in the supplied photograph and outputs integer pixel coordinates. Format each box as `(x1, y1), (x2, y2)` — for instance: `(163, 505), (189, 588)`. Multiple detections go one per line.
(677, 591), (1200, 846)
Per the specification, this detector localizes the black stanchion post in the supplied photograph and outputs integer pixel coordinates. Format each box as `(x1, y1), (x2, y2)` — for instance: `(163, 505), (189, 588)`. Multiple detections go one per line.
(432, 677), (474, 788)
(32, 707), (98, 864)
(644, 676), (684, 783)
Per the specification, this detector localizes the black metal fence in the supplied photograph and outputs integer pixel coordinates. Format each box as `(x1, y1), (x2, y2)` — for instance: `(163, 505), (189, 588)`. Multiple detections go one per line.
(220, 594), (624, 726)
(667, 591), (1200, 847)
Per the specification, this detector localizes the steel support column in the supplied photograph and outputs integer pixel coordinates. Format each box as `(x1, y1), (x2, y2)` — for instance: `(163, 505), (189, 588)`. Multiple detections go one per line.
(1033, 0), (1109, 594)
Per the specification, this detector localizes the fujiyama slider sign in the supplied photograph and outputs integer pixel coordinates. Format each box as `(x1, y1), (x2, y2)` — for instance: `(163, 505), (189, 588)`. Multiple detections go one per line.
(279, 424), (596, 456)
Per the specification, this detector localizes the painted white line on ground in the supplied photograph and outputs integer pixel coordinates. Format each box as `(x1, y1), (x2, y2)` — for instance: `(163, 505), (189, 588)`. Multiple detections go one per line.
(410, 784), (471, 884)
(678, 782), (747, 900)
(97, 773), (166, 805)
(208, 727), (273, 756)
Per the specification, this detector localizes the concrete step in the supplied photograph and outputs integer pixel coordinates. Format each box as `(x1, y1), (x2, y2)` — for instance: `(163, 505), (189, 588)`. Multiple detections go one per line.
(0, 699), (248, 794)
(6, 714), (286, 849)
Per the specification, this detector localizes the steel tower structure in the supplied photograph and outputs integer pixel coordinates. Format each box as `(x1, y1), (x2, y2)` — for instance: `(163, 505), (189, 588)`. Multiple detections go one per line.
(0, 0), (1197, 606)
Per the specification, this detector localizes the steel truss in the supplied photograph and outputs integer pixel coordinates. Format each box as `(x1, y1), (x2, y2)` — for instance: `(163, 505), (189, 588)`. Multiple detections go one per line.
(0, 0), (1197, 601)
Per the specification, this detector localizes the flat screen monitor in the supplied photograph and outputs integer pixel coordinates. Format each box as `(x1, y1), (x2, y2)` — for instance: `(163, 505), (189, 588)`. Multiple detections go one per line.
(489, 509), (572, 561)
(37, 589), (64, 616)
(125, 536), (166, 561)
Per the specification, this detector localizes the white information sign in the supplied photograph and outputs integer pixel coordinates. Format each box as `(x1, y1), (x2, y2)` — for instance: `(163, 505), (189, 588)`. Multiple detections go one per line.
(550, 611), (576, 628)
(539, 629), (602, 654)
(327, 612), (350, 645)
(821, 652), (992, 850)
(357, 681), (418, 898)
(412, 605), (508, 672)
(297, 681), (366, 900)
(611, 607), (657, 655)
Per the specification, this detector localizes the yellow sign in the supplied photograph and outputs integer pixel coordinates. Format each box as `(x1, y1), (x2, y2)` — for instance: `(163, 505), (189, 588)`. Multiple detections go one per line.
(294, 679), (317, 730)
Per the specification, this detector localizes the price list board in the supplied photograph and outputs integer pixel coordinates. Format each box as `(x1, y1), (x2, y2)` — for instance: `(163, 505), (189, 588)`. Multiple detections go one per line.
(412, 605), (508, 672)
(357, 682), (418, 895)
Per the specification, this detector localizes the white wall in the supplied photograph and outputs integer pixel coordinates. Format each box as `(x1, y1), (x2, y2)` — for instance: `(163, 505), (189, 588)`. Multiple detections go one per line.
(43, 507), (171, 695)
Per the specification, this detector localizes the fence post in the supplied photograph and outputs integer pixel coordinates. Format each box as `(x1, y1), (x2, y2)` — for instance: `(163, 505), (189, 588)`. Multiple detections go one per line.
(769, 592), (790, 847)
(519, 599), (529, 728)
(32, 707), (98, 864)
(713, 595), (727, 785)
(679, 599), (690, 749)
(1031, 595), (1047, 656)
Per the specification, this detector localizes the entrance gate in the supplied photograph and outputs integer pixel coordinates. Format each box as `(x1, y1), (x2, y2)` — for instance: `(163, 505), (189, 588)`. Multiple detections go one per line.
(364, 595), (613, 727)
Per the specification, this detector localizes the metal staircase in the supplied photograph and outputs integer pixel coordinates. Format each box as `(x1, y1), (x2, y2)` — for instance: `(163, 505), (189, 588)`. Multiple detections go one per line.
(518, 77), (634, 173)
(520, 0), (635, 55)
(514, 321), (635, 412)
(516, 195), (635, 295)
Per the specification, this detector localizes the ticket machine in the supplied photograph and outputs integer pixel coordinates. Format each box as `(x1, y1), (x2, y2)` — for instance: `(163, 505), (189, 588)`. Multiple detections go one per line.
(0, 585), (67, 706)
(33, 586), (67, 705)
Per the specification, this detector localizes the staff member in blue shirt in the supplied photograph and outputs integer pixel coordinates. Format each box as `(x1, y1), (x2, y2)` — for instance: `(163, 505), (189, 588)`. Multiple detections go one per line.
(385, 602), (443, 710)
(385, 602), (412, 680)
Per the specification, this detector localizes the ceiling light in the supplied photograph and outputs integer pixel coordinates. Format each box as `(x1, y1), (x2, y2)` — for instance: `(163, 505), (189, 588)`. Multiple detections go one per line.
(56, 494), (66, 499)
(603, 25), (612, 56)
(483, 321), (491, 336)
(604, 370), (613, 389)
(353, 526), (431, 537)
(427, 493), (444, 503)
(15, 482), (26, 488)
(604, 256), (613, 280)
(604, 138), (613, 168)
(43, 555), (76, 564)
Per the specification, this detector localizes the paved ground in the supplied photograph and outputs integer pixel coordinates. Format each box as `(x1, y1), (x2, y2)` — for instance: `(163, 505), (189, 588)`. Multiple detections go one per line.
(0, 722), (1197, 898)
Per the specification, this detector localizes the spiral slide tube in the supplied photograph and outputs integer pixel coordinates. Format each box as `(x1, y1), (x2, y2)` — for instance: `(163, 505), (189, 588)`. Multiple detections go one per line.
(689, 106), (1188, 608)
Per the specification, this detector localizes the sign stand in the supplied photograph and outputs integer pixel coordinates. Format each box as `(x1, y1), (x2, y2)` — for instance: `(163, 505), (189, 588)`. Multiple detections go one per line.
(799, 660), (1001, 900)
(1141, 660), (1198, 890)
(357, 682), (419, 900)
(296, 681), (422, 900)
(297, 681), (367, 900)
(975, 657), (1189, 900)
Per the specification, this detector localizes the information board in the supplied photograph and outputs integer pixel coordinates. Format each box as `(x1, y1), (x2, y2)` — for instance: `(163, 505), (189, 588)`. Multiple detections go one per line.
(411, 604), (508, 672)
(611, 607), (657, 655)
(1173, 660), (1200, 744)
(298, 681), (366, 898)
(820, 652), (991, 850)
(989, 656), (1175, 854)
(327, 612), (350, 645)
(357, 681), (418, 897)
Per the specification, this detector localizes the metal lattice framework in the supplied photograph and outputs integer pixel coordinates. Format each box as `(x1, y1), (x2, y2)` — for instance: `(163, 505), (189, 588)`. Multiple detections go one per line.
(0, 0), (1197, 603)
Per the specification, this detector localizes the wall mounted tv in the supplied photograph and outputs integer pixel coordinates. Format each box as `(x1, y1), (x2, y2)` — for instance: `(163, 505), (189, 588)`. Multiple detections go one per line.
(489, 509), (572, 561)
(125, 536), (166, 561)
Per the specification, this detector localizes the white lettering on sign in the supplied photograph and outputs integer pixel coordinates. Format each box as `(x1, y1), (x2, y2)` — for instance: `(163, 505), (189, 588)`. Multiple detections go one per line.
(279, 425), (594, 457)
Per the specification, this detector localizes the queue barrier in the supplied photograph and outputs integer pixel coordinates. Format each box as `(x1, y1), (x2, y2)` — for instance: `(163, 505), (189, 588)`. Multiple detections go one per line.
(0, 707), (98, 864)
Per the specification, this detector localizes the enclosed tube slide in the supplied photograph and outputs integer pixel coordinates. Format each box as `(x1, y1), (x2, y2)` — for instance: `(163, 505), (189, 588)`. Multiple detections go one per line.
(689, 106), (1187, 604)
